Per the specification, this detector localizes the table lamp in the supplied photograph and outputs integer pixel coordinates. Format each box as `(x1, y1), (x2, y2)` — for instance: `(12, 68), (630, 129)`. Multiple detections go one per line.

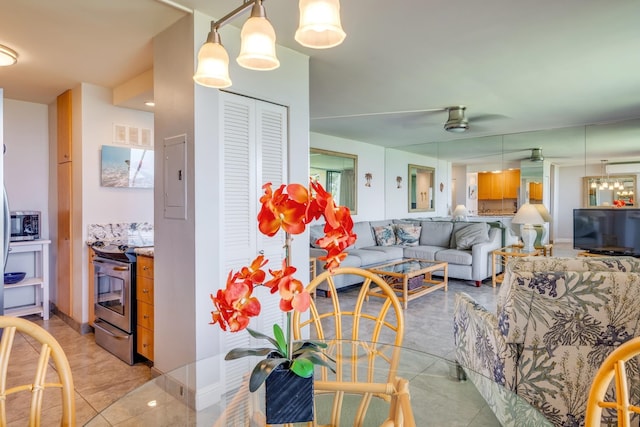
(532, 204), (552, 247)
(452, 204), (468, 221)
(511, 203), (545, 252)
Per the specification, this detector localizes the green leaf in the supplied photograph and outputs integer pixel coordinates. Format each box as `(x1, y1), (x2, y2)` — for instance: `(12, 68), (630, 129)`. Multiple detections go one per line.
(305, 353), (336, 373)
(290, 358), (314, 378)
(249, 357), (288, 392)
(246, 328), (279, 349)
(225, 347), (273, 360)
(273, 324), (288, 356)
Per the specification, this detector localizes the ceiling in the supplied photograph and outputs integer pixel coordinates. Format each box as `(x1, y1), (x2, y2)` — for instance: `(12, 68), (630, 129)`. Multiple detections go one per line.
(2, 0), (639, 167)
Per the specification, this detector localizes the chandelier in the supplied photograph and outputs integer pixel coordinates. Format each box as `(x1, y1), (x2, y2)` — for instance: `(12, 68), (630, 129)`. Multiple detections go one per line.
(591, 160), (623, 191)
(193, 0), (346, 89)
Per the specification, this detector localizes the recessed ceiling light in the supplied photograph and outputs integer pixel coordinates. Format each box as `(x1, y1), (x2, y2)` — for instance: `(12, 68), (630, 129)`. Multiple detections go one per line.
(144, 101), (155, 107)
(0, 44), (18, 66)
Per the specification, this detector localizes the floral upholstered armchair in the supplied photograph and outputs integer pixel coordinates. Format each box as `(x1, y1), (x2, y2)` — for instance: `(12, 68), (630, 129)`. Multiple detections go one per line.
(454, 256), (640, 427)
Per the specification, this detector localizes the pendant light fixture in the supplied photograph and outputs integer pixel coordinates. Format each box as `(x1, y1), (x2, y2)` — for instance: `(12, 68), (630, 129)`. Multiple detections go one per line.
(0, 44), (18, 67)
(193, 29), (232, 88)
(295, 0), (346, 49)
(194, 0), (345, 89)
(237, 1), (279, 70)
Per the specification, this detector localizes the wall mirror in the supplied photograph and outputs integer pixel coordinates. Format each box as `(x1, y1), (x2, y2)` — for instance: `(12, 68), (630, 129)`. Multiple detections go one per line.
(408, 164), (435, 212)
(310, 148), (357, 213)
(583, 175), (636, 207)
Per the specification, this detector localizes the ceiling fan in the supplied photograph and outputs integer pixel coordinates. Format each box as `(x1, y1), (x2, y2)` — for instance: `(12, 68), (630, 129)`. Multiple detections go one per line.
(311, 105), (503, 133)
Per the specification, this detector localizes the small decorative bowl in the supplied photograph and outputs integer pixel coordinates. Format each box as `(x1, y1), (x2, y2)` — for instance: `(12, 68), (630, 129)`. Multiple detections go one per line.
(4, 272), (26, 285)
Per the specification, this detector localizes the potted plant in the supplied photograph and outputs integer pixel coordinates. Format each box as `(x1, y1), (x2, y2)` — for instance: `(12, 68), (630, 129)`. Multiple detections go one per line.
(210, 179), (356, 423)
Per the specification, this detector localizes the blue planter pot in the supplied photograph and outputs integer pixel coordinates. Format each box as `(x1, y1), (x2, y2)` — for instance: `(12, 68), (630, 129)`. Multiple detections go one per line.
(265, 367), (314, 424)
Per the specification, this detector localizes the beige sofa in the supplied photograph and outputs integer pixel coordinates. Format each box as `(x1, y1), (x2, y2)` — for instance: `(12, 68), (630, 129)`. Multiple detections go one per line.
(310, 219), (505, 290)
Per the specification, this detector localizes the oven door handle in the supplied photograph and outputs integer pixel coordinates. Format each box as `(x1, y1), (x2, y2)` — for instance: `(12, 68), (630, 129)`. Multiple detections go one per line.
(95, 319), (130, 340)
(113, 266), (129, 271)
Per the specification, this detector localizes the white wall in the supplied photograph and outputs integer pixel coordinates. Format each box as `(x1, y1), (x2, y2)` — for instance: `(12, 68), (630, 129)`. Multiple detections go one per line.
(385, 148), (451, 219)
(3, 100), (49, 236)
(310, 133), (385, 221)
(153, 11), (310, 371)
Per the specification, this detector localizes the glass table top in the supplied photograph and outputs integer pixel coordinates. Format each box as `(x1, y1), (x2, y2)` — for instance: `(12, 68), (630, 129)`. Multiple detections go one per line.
(86, 341), (552, 426)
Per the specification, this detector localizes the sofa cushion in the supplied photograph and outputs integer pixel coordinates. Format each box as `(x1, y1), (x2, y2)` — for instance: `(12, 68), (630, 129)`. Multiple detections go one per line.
(348, 248), (393, 266)
(435, 249), (472, 265)
(361, 245), (405, 259)
(352, 221), (375, 249)
(403, 245), (443, 261)
(449, 222), (485, 249)
(419, 221), (454, 247)
(395, 224), (421, 246)
(454, 222), (490, 250)
(370, 219), (393, 228)
(309, 224), (325, 248)
(373, 225), (397, 246)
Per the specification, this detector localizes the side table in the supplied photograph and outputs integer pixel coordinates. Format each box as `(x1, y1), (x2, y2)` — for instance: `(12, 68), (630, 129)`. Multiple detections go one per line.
(492, 246), (540, 287)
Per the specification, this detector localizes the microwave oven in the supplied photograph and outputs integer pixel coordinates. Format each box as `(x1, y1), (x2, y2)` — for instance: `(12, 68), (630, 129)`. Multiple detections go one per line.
(10, 211), (40, 241)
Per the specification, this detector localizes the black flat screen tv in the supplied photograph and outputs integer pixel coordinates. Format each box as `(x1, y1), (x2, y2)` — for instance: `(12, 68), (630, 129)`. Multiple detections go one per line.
(573, 208), (640, 256)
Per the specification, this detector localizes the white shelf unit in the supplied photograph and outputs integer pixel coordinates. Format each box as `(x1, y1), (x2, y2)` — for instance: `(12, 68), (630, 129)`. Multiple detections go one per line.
(4, 240), (51, 319)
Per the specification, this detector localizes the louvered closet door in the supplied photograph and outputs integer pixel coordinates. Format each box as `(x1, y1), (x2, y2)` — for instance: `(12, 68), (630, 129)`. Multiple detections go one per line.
(220, 92), (288, 391)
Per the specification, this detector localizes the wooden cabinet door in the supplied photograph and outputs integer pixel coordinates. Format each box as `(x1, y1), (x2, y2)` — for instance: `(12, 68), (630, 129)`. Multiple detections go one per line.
(491, 173), (505, 199)
(477, 173), (492, 199)
(56, 162), (72, 315)
(504, 170), (520, 199)
(57, 90), (72, 163)
(530, 182), (543, 200)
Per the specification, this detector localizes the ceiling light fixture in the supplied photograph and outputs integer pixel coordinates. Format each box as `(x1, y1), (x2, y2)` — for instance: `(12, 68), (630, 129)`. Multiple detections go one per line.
(194, 0), (345, 89)
(444, 106), (469, 133)
(0, 44), (18, 67)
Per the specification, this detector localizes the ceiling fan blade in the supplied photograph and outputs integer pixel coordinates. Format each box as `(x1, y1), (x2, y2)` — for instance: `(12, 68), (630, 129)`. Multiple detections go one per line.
(312, 107), (446, 121)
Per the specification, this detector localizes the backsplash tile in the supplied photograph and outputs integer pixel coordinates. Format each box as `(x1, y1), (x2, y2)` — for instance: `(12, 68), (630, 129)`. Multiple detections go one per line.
(87, 222), (153, 243)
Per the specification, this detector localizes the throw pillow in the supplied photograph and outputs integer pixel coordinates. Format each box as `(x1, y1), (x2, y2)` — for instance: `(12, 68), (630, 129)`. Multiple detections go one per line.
(309, 224), (325, 248)
(454, 223), (490, 250)
(395, 224), (421, 246)
(373, 225), (397, 246)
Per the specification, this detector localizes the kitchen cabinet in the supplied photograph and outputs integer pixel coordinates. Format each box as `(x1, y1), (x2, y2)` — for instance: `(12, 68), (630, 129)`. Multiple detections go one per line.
(4, 240), (51, 319)
(478, 170), (520, 200)
(478, 172), (504, 200)
(530, 182), (543, 201)
(57, 160), (73, 316)
(57, 89), (72, 163)
(136, 255), (154, 361)
(504, 169), (521, 199)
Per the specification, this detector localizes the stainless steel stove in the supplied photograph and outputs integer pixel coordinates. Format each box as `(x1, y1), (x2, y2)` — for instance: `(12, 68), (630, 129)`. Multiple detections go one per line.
(91, 237), (153, 364)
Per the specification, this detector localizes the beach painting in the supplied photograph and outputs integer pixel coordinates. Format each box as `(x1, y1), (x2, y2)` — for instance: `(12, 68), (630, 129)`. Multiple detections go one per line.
(101, 145), (154, 188)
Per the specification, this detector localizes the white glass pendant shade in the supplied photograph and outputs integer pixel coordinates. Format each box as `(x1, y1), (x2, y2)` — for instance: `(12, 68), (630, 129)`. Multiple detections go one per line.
(295, 0), (346, 49)
(237, 16), (280, 70)
(193, 37), (232, 88)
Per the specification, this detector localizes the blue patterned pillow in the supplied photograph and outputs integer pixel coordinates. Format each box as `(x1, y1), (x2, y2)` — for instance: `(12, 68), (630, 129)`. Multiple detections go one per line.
(373, 225), (397, 246)
(395, 224), (421, 246)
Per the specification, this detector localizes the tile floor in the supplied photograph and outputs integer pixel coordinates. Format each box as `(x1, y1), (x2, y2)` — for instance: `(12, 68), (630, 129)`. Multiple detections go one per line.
(4, 243), (579, 425)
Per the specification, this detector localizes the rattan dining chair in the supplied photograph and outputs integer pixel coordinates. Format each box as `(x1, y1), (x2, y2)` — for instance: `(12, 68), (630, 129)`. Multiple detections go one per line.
(585, 336), (640, 427)
(0, 316), (76, 426)
(291, 267), (414, 427)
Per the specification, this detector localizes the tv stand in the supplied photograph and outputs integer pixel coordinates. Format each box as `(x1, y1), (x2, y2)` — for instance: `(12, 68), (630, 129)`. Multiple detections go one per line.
(578, 250), (639, 258)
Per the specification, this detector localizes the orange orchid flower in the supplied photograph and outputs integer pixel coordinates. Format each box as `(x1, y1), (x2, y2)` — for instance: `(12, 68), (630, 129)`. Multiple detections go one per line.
(258, 183), (308, 236)
(278, 276), (310, 313)
(264, 260), (298, 295)
(210, 271), (261, 332)
(237, 255), (268, 286)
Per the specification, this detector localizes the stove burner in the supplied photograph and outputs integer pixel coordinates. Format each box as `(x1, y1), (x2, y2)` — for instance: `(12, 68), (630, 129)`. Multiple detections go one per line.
(91, 237), (153, 263)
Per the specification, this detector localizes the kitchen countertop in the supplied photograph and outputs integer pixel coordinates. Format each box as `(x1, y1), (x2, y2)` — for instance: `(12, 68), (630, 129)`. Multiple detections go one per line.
(134, 247), (154, 257)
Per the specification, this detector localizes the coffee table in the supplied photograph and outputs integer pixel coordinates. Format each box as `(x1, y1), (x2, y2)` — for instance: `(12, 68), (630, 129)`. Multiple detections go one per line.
(366, 258), (448, 309)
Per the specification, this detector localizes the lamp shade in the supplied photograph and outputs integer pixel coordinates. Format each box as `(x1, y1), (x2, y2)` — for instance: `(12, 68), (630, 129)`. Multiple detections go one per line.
(452, 204), (468, 220)
(237, 4), (280, 71)
(193, 32), (232, 88)
(512, 203), (545, 225)
(295, 0), (346, 49)
(533, 204), (552, 222)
